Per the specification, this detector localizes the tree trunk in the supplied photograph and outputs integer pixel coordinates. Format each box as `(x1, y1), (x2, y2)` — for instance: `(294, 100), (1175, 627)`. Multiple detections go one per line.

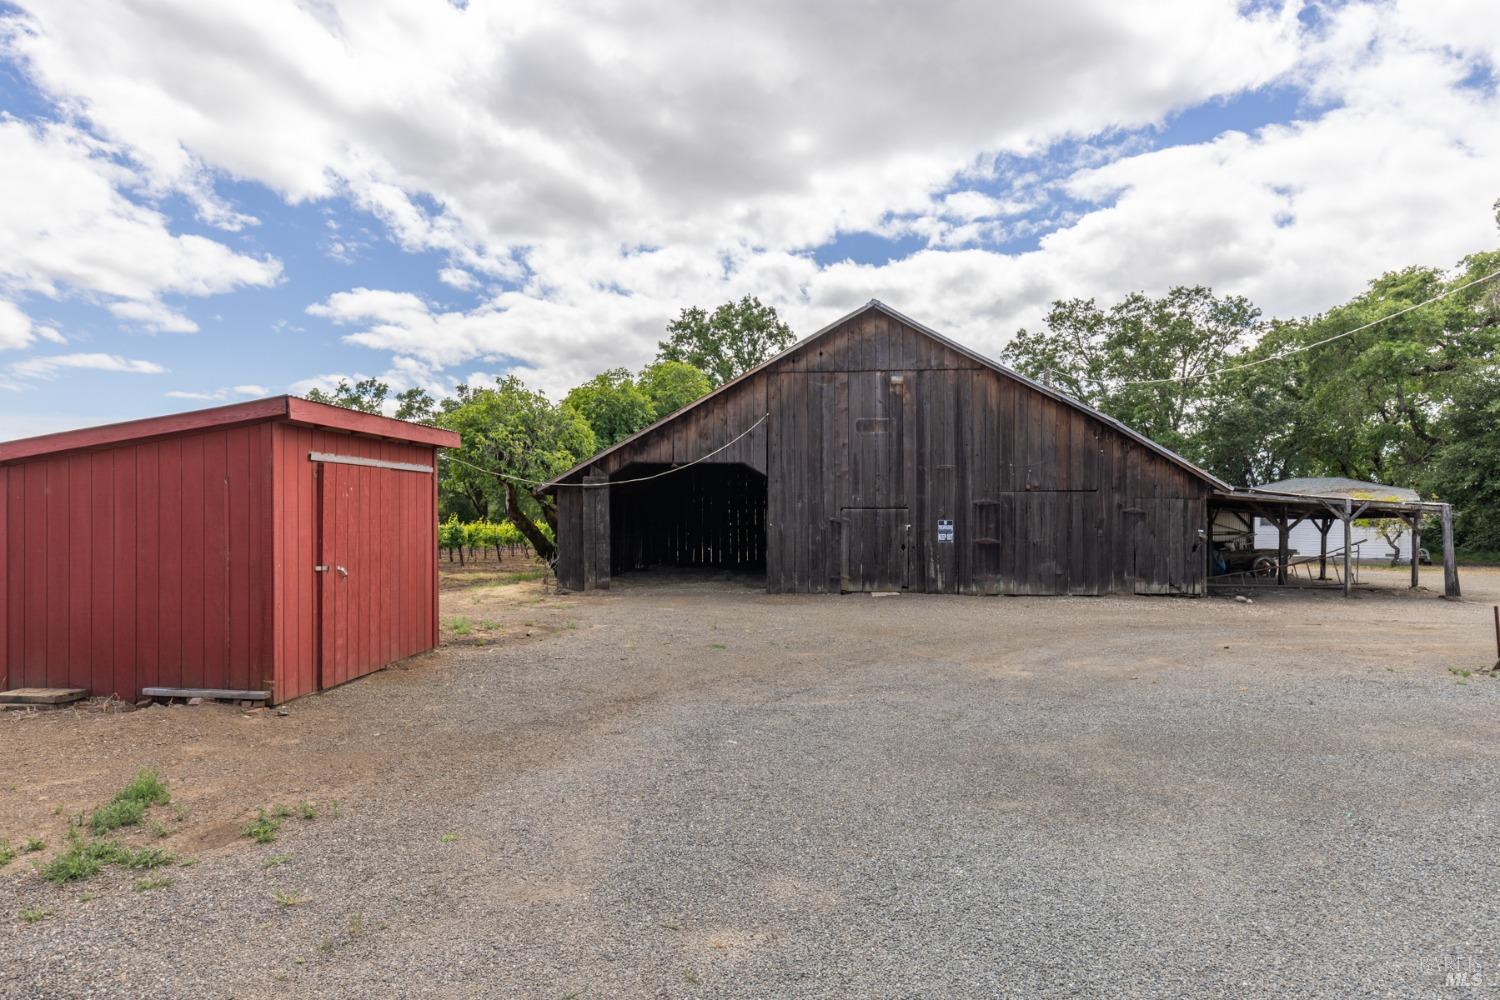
(507, 482), (556, 562)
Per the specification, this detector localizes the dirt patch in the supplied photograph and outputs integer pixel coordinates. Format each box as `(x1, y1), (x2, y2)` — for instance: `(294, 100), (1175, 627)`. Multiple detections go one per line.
(0, 571), (575, 868)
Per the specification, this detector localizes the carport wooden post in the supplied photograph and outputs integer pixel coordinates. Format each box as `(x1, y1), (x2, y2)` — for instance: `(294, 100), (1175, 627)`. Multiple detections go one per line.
(1409, 512), (1420, 589)
(1441, 504), (1460, 598)
(1317, 518), (1331, 580)
(1276, 511), (1290, 586)
(1350, 497), (1362, 599)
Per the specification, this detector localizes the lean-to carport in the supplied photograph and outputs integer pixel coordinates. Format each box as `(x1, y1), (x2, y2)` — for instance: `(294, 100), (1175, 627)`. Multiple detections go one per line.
(1207, 479), (1459, 598)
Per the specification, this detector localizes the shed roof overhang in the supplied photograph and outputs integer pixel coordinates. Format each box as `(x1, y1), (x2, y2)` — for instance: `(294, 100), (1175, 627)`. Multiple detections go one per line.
(1211, 487), (1446, 522)
(0, 395), (459, 464)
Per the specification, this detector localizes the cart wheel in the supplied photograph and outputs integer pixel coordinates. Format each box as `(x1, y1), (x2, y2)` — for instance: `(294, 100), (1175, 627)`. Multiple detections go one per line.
(1252, 555), (1277, 577)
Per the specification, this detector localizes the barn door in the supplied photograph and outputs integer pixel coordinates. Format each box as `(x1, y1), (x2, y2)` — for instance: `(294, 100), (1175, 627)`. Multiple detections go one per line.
(840, 508), (909, 592)
(316, 456), (434, 691)
(1129, 498), (1206, 595)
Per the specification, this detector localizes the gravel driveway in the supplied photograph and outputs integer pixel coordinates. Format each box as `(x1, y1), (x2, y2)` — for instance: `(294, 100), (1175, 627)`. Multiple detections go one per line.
(4, 569), (1499, 997)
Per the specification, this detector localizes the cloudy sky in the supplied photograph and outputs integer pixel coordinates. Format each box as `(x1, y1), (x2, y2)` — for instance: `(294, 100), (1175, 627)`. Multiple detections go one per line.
(0, 0), (1495, 438)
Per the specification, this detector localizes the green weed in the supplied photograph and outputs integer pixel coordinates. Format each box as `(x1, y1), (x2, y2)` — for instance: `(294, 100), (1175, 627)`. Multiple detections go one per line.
(264, 854), (293, 868)
(297, 802), (317, 821)
(89, 769), (170, 834)
(272, 890), (308, 908)
(450, 616), (472, 635)
(22, 837), (45, 853)
(133, 875), (173, 892)
(440, 832), (459, 844)
(20, 907), (51, 924)
(121, 847), (174, 870)
(243, 810), (284, 844)
(40, 836), (127, 883)
(0, 841), (14, 867)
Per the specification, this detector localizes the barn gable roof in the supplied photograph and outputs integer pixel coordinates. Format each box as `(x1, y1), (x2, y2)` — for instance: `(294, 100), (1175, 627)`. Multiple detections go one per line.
(545, 300), (1230, 491)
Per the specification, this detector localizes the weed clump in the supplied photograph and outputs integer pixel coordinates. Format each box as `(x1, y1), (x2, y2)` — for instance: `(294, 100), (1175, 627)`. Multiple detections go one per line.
(89, 769), (170, 835)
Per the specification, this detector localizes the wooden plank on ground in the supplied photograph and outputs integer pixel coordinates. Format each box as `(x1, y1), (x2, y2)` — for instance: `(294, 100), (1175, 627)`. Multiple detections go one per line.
(140, 687), (269, 700)
(0, 688), (86, 704)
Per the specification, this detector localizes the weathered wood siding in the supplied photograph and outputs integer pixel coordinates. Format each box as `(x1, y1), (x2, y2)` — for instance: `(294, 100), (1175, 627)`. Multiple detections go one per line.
(556, 307), (1211, 596)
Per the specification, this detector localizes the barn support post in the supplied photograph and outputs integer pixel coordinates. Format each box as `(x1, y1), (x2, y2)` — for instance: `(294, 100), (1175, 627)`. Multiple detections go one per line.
(1317, 518), (1332, 580)
(582, 472), (610, 591)
(1441, 504), (1460, 599)
(1409, 511), (1420, 589)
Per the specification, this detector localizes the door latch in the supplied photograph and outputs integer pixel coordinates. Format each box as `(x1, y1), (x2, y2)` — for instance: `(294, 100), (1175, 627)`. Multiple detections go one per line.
(314, 564), (330, 573)
(336, 566), (348, 577)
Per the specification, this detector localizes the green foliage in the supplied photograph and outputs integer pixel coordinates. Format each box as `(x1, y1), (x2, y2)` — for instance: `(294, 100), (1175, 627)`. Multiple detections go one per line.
(638, 359), (712, 420)
(22, 837), (45, 853)
(394, 387), (437, 424)
(0, 840), (13, 867)
(304, 377), (389, 414)
(134, 875), (174, 892)
(564, 368), (654, 448)
(436, 377), (594, 560)
(20, 906), (51, 923)
(89, 799), (147, 835)
(89, 769), (170, 835)
(1003, 286), (1259, 457)
(658, 295), (796, 386)
(243, 810), (284, 844)
(1013, 246), (1500, 549)
(39, 834), (170, 883)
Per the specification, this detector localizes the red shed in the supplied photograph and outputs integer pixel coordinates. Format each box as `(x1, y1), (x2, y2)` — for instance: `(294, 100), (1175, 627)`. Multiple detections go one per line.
(0, 396), (460, 705)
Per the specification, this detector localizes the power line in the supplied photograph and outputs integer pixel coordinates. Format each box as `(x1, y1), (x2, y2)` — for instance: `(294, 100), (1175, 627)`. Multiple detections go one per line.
(443, 411), (770, 488)
(1046, 265), (1500, 389)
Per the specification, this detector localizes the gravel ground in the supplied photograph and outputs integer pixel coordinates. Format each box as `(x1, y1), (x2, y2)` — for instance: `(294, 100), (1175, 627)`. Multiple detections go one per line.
(3, 567), (1499, 998)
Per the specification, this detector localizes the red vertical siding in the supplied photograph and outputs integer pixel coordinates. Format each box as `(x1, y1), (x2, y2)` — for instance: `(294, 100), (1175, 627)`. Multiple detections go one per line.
(3, 411), (444, 704)
(136, 443), (161, 694)
(0, 424), (276, 702)
(0, 468), (7, 690)
(112, 448), (138, 702)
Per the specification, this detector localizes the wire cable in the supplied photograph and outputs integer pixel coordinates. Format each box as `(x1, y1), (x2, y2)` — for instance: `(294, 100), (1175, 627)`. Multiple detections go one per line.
(1046, 265), (1500, 389)
(442, 411), (771, 488)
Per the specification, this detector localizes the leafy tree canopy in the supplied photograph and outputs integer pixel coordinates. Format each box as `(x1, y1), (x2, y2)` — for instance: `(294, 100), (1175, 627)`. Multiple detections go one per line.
(304, 377), (389, 413)
(1001, 286), (1259, 456)
(563, 368), (654, 448)
(658, 295), (796, 386)
(436, 377), (596, 561)
(638, 359), (712, 420)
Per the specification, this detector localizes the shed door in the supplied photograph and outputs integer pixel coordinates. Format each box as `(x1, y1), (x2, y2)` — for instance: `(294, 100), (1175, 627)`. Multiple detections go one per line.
(841, 508), (909, 592)
(316, 458), (435, 690)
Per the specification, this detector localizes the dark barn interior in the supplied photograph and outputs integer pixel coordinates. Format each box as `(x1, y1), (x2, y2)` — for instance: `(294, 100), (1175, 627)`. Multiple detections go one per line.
(608, 463), (767, 578)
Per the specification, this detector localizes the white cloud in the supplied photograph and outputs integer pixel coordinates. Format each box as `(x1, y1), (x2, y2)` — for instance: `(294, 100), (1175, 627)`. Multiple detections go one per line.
(3, 1), (1300, 255)
(163, 383), (269, 401)
(3, 0), (1498, 396)
(11, 352), (167, 380)
(0, 119), (282, 347)
(438, 267), (477, 291)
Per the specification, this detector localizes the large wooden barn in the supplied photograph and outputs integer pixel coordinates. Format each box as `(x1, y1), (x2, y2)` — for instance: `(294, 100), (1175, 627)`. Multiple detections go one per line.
(548, 301), (1232, 596)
